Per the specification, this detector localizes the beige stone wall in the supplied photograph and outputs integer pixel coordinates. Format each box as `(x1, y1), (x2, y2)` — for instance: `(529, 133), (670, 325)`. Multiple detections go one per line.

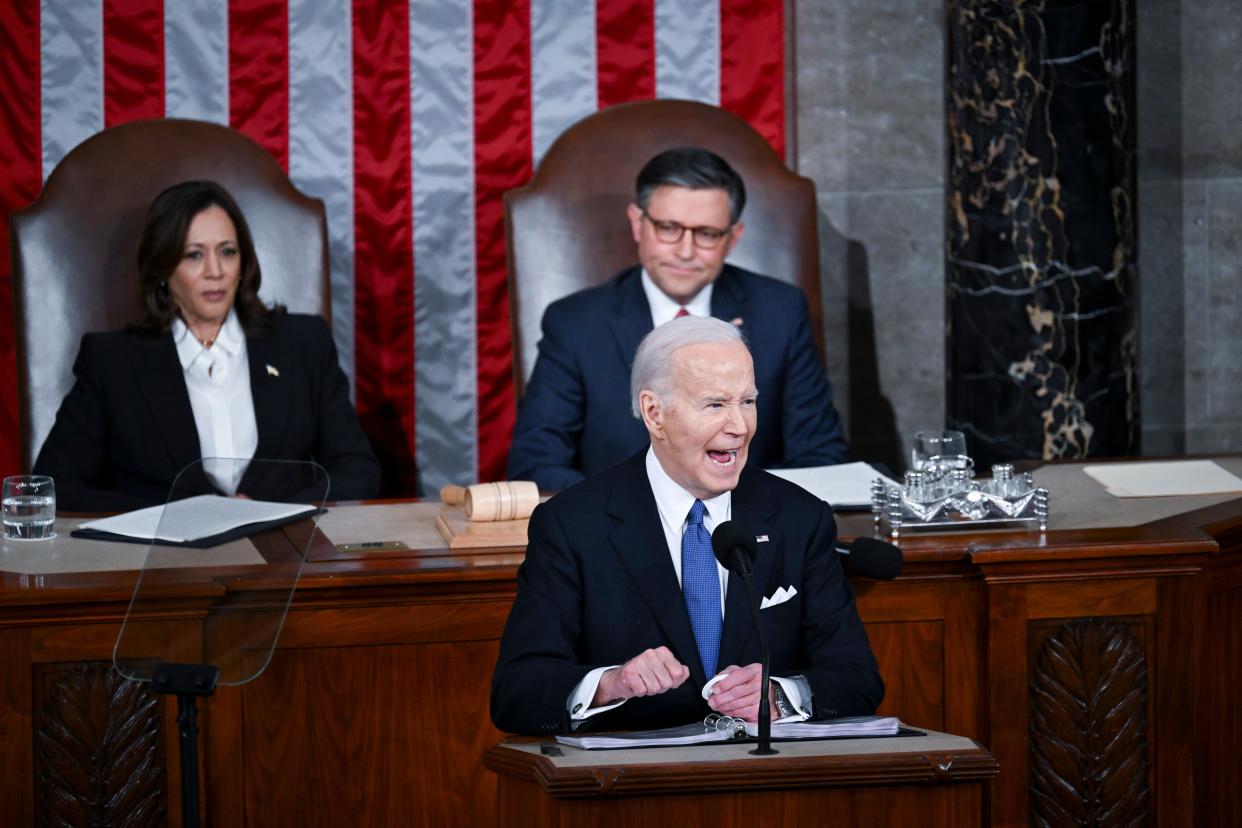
(793, 0), (946, 472)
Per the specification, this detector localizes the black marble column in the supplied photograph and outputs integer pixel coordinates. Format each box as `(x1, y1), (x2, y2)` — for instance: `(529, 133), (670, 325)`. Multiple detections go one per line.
(945, 0), (1138, 467)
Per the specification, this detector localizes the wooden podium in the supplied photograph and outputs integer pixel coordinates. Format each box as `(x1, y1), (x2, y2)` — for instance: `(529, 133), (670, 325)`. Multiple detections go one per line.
(483, 731), (998, 827)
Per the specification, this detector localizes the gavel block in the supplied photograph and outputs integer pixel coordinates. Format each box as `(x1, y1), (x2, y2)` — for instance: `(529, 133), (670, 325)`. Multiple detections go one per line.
(434, 511), (529, 549)
(435, 481), (538, 548)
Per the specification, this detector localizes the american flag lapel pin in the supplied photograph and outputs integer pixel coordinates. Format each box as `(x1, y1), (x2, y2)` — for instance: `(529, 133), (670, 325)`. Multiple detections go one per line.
(756, 534), (769, 543)
(266, 364), (280, 377)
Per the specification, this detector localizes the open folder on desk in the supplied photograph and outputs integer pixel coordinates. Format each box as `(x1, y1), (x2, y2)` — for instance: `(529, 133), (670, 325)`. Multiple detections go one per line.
(72, 494), (320, 548)
(556, 715), (910, 750)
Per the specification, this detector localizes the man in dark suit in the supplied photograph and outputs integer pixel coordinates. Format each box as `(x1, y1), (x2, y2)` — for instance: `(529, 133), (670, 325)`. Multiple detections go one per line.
(491, 316), (881, 735)
(507, 147), (847, 493)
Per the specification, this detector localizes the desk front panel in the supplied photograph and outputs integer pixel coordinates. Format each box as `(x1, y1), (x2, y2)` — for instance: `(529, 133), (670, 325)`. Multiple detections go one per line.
(1, 483), (1239, 826)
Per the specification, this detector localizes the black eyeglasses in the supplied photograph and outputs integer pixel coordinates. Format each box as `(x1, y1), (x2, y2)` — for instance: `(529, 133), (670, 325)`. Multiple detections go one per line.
(641, 210), (734, 249)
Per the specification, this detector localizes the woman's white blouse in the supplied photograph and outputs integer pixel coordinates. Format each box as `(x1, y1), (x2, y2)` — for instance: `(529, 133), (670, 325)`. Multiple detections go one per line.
(171, 310), (259, 494)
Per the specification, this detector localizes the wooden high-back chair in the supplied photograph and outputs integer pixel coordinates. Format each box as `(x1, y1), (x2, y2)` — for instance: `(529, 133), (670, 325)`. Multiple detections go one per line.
(505, 99), (821, 396)
(10, 118), (330, 470)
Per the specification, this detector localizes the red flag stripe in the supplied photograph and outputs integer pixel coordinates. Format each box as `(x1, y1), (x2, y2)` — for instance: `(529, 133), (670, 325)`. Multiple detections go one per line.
(352, 0), (418, 492)
(473, 0), (532, 482)
(103, 0), (165, 128)
(0, 2), (42, 478)
(229, 0), (289, 169)
(720, 0), (785, 158)
(596, 0), (655, 109)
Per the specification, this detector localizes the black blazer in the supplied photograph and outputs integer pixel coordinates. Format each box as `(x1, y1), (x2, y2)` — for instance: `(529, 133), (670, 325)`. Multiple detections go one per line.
(490, 451), (883, 735)
(507, 264), (848, 493)
(34, 314), (380, 511)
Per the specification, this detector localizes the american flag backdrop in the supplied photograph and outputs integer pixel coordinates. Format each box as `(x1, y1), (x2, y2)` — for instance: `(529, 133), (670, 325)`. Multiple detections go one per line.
(0, 0), (787, 495)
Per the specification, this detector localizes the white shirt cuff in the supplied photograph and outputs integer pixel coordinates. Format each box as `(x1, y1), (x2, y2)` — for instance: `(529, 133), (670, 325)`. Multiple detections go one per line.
(567, 666), (626, 727)
(771, 675), (813, 723)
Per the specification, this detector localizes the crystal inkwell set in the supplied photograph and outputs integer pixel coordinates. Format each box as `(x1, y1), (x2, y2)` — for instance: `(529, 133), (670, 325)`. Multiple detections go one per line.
(872, 430), (1049, 538)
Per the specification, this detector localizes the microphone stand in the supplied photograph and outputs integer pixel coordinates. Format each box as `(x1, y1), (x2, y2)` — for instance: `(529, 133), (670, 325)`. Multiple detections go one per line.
(738, 571), (777, 755)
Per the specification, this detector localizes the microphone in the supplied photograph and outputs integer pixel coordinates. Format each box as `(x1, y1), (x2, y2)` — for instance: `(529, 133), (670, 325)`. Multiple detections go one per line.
(710, 521), (776, 756)
(835, 537), (903, 581)
(710, 520), (757, 577)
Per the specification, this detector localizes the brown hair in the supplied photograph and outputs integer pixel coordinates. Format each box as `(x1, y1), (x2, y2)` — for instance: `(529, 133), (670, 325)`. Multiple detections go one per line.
(135, 180), (283, 335)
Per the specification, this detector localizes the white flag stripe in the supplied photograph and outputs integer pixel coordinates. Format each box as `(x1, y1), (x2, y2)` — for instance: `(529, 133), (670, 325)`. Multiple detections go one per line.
(654, 0), (720, 104)
(164, 1), (229, 123)
(288, 0), (358, 397)
(529, 0), (597, 166)
(411, 0), (479, 490)
(41, 0), (104, 178)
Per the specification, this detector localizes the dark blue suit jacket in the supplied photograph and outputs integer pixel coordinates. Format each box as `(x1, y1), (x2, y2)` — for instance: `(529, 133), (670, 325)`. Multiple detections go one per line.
(507, 264), (847, 492)
(34, 314), (380, 511)
(490, 451), (883, 735)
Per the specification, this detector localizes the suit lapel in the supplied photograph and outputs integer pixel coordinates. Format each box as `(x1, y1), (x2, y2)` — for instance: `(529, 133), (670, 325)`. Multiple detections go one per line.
(717, 466), (779, 670)
(605, 455), (707, 686)
(608, 267), (654, 374)
(246, 331), (291, 459)
(136, 335), (201, 473)
(709, 265), (749, 340)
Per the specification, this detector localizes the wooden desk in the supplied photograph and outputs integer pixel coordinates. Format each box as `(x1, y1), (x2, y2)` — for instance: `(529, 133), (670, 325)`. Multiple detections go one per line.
(2, 460), (1240, 826)
(484, 731), (998, 827)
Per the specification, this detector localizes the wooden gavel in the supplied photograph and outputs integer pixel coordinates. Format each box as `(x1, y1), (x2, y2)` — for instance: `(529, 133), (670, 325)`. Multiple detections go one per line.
(439, 481), (539, 522)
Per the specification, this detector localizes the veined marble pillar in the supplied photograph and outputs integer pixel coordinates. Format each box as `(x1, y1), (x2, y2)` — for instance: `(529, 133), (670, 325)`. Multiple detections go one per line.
(946, 0), (1138, 467)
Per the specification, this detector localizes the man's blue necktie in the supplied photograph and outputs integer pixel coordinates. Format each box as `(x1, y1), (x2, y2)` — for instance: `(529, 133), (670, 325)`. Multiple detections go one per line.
(682, 500), (722, 677)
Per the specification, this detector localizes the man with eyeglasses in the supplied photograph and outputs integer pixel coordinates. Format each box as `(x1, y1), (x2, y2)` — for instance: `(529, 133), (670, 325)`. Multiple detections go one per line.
(508, 146), (848, 492)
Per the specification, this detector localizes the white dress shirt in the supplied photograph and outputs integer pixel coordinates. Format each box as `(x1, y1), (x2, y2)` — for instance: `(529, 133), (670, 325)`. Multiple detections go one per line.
(172, 310), (258, 494)
(567, 447), (811, 724)
(640, 269), (713, 325)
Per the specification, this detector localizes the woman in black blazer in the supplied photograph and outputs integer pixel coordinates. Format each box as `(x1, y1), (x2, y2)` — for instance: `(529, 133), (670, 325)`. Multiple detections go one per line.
(34, 180), (381, 511)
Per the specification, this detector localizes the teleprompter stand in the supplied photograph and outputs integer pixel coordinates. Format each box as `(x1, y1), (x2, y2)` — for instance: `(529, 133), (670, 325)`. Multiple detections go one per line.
(112, 459), (328, 827)
(152, 663), (220, 828)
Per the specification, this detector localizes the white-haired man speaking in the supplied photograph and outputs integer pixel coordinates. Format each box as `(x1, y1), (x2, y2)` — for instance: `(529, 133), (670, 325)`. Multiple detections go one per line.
(492, 316), (882, 735)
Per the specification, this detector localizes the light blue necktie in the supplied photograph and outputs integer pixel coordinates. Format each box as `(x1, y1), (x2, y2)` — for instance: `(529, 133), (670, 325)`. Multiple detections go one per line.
(682, 500), (722, 677)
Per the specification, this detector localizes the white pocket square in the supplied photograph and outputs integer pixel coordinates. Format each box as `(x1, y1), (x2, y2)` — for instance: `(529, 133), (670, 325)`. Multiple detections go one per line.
(760, 585), (798, 609)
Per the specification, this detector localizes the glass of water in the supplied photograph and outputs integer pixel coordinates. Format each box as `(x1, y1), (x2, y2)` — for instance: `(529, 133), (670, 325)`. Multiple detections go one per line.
(911, 430), (969, 478)
(2, 475), (57, 541)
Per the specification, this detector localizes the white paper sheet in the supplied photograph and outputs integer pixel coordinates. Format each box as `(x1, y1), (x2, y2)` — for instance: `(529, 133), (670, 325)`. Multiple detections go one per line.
(1083, 460), (1242, 498)
(767, 462), (895, 509)
(77, 494), (315, 543)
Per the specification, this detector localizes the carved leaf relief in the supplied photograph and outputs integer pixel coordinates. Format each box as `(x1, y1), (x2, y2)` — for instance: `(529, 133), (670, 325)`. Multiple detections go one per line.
(37, 664), (166, 827)
(1029, 619), (1149, 827)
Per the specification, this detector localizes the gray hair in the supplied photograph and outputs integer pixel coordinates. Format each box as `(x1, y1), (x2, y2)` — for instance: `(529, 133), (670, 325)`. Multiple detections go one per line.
(631, 316), (747, 418)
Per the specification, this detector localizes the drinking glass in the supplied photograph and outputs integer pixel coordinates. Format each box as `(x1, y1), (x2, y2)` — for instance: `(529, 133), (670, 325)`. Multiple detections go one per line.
(911, 430), (968, 478)
(2, 475), (57, 541)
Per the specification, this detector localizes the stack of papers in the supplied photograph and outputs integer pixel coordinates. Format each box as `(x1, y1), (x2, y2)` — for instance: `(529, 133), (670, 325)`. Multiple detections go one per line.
(559, 724), (739, 750)
(755, 715), (900, 739)
(73, 494), (319, 548)
(556, 715), (902, 750)
(768, 462), (895, 509)
(1083, 460), (1242, 498)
